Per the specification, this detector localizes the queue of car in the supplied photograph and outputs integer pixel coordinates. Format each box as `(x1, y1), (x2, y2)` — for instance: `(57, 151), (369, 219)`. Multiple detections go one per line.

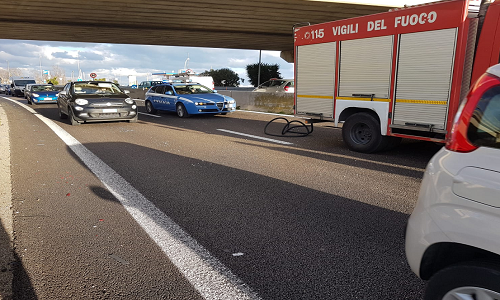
(2, 77), (238, 125)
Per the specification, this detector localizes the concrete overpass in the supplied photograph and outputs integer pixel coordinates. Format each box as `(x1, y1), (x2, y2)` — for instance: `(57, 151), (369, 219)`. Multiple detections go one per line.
(0, 0), (395, 61)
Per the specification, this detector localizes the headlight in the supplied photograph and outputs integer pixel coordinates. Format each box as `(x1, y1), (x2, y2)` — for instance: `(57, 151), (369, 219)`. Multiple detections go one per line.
(195, 102), (207, 106)
(227, 100), (235, 104)
(33, 93), (39, 97)
(75, 98), (88, 105)
(125, 98), (134, 105)
(55, 93), (59, 97)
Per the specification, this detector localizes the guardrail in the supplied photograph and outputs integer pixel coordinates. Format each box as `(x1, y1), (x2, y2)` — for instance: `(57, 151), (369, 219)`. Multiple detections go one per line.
(218, 91), (293, 114)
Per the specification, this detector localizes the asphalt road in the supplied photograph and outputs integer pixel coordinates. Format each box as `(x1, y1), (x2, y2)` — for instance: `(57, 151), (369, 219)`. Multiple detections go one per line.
(0, 96), (442, 299)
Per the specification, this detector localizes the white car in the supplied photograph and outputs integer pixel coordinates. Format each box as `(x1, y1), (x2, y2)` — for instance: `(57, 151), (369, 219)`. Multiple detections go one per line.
(253, 79), (294, 93)
(405, 64), (500, 299)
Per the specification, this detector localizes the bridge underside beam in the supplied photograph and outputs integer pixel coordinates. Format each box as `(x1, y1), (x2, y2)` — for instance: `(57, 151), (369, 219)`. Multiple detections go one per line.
(0, 0), (393, 52)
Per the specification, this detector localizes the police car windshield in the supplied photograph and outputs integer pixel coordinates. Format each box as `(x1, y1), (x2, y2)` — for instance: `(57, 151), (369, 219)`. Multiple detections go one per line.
(32, 85), (55, 92)
(73, 82), (123, 95)
(174, 84), (213, 94)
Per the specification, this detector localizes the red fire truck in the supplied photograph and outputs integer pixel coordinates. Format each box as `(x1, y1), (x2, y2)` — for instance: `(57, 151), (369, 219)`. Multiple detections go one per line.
(294, 0), (500, 153)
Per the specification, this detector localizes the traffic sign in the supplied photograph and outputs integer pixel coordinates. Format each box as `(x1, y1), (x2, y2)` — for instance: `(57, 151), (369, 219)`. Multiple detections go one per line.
(90, 73), (97, 79)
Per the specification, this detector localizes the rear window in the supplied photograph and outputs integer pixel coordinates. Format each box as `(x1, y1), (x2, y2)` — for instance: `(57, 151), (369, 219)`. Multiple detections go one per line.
(14, 80), (36, 86)
(32, 85), (56, 92)
(270, 80), (286, 87)
(467, 85), (500, 149)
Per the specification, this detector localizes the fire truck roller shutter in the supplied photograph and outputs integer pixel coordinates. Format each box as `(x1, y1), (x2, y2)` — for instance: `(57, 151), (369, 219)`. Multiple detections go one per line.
(296, 42), (336, 118)
(338, 35), (393, 100)
(393, 28), (458, 130)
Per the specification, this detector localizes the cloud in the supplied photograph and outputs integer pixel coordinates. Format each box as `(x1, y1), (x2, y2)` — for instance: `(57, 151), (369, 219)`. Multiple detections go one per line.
(51, 51), (75, 59)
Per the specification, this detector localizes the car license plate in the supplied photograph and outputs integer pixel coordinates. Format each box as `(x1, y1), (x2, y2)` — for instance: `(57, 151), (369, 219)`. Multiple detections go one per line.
(103, 109), (118, 113)
(44, 98), (53, 100)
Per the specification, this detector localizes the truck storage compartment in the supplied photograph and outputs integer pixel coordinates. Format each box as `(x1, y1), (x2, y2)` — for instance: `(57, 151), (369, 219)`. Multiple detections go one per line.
(338, 35), (393, 101)
(296, 42), (336, 119)
(392, 28), (458, 131)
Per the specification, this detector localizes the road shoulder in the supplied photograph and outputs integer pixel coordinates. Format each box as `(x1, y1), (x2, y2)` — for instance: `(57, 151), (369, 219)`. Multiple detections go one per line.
(0, 102), (13, 300)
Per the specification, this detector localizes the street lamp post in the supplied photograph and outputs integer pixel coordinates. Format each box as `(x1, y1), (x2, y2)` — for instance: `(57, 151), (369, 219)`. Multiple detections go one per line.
(6, 60), (10, 81)
(257, 50), (262, 87)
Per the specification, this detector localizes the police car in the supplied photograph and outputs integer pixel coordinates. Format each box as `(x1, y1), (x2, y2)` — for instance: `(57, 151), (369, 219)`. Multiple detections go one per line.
(144, 83), (236, 117)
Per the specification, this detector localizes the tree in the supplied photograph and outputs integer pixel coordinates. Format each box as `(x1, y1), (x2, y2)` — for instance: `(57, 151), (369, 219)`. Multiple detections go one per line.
(50, 65), (67, 84)
(246, 63), (282, 87)
(47, 77), (59, 85)
(200, 68), (240, 87)
(2, 68), (22, 83)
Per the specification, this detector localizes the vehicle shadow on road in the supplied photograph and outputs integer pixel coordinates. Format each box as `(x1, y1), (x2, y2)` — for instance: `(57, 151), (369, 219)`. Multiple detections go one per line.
(77, 141), (425, 300)
(136, 109), (442, 172)
(0, 220), (37, 300)
(233, 140), (429, 179)
(32, 103), (441, 174)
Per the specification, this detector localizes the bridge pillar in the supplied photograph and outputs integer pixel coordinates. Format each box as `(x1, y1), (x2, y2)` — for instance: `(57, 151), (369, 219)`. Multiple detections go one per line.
(280, 50), (294, 63)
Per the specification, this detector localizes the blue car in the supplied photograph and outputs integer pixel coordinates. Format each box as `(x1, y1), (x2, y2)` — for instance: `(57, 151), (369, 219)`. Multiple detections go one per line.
(27, 84), (60, 104)
(144, 83), (236, 117)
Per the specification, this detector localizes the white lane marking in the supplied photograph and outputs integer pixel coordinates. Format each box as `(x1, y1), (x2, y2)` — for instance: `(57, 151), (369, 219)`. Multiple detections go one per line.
(138, 112), (161, 118)
(4, 98), (261, 300)
(217, 129), (293, 145)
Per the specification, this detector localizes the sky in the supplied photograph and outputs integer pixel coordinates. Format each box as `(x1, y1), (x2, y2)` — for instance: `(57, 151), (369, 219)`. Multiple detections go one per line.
(0, 39), (292, 87)
(0, 0), (453, 87)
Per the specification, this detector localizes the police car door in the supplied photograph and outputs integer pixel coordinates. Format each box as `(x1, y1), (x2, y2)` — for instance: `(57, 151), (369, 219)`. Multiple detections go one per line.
(164, 85), (176, 111)
(153, 85), (167, 110)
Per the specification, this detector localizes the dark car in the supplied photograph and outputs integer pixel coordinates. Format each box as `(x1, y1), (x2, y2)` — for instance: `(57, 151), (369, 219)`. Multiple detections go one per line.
(57, 81), (138, 126)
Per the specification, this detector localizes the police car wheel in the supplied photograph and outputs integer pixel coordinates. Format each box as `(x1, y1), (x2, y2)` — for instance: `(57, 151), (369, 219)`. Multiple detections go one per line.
(176, 103), (189, 118)
(145, 101), (157, 114)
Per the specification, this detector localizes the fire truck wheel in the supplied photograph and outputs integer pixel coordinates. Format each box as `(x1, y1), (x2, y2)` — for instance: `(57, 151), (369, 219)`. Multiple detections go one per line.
(342, 112), (386, 153)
